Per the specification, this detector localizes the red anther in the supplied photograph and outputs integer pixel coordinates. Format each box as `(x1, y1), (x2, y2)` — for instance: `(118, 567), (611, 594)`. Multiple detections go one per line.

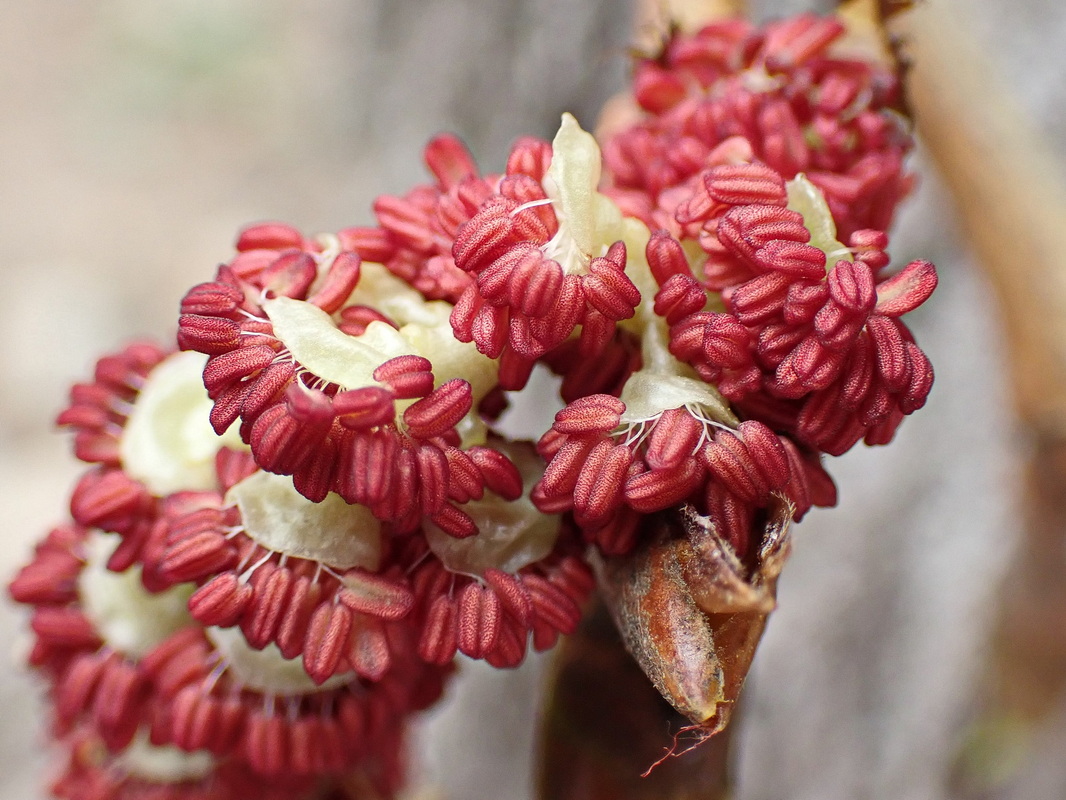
(188, 572), (253, 628)
(177, 313), (242, 355)
(31, 607), (100, 649)
(736, 420), (791, 490)
(403, 379), (472, 439)
(338, 225), (393, 263)
(260, 251), (317, 299)
(419, 595), (458, 665)
(69, 468), (149, 528)
(633, 61), (687, 114)
(93, 658), (145, 750)
(346, 617), (391, 681)
(245, 710), (289, 775)
(8, 543), (82, 606)
(161, 531), (237, 584)
(524, 574), (582, 636)
(180, 281), (245, 316)
(373, 355), (435, 399)
(754, 240), (827, 279)
(762, 100), (809, 173)
(624, 458), (703, 513)
(236, 222), (306, 252)
(310, 250), (361, 313)
(717, 205), (810, 267)
(303, 603), (353, 685)
(416, 444), (449, 515)
(552, 394), (625, 435)
(655, 273), (707, 325)
(702, 429), (771, 504)
(240, 563), (292, 650)
(866, 315), (910, 392)
(468, 446), (523, 500)
(453, 200), (521, 274)
(706, 482), (755, 557)
(826, 259), (877, 314)
(645, 409), (704, 471)
(202, 345), (277, 395)
(457, 583), (501, 659)
(277, 576), (322, 660)
(784, 279), (829, 325)
(424, 133), (478, 189)
(443, 447), (484, 504)
(584, 247), (640, 321)
(485, 621), (528, 669)
(430, 503), (477, 539)
(331, 386), (393, 431)
(55, 651), (106, 724)
(506, 136), (553, 180)
(705, 162), (788, 206)
(374, 194), (435, 252)
(234, 359), (295, 424)
(647, 230), (694, 285)
(901, 342), (934, 413)
(537, 437), (597, 499)
(775, 335), (847, 395)
(336, 431), (382, 506)
(169, 685), (214, 751)
(875, 259), (938, 317)
(573, 441), (632, 526)
(337, 570), (415, 621)
(215, 448), (258, 492)
(483, 569), (534, 627)
(763, 13), (845, 68)
(728, 272), (792, 325)
(292, 439), (339, 503)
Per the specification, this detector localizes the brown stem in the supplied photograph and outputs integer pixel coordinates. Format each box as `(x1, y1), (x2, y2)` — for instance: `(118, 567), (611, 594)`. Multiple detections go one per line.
(535, 600), (734, 800)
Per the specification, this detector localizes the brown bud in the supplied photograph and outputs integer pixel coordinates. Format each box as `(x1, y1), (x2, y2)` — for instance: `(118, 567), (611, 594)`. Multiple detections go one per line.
(598, 498), (793, 733)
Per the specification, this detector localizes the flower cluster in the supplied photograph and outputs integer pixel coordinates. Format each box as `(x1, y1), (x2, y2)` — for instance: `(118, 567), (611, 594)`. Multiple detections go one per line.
(11, 10), (937, 799)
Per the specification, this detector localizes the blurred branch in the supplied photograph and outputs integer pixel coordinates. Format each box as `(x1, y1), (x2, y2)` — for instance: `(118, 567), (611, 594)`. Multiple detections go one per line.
(536, 601), (733, 800)
(899, 2), (1066, 793)
(901, 1), (1066, 435)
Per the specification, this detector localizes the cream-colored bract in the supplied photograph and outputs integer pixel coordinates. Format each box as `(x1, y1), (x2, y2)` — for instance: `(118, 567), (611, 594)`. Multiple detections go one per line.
(206, 625), (352, 694)
(264, 296), (413, 391)
(78, 531), (194, 659)
(120, 350), (245, 496)
(425, 442), (561, 576)
(117, 730), (215, 783)
(786, 174), (854, 267)
(265, 283), (498, 418)
(226, 470), (382, 571)
(542, 113), (635, 275)
(619, 371), (736, 429)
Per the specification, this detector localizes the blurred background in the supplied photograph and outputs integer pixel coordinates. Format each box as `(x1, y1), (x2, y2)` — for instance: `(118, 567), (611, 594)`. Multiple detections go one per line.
(3, 1), (1066, 798)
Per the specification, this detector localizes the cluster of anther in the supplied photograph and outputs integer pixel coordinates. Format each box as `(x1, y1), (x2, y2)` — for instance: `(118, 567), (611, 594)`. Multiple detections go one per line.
(407, 526), (594, 667)
(649, 162), (937, 455)
(10, 514), (448, 799)
(450, 117), (642, 388)
(342, 134), (551, 305)
(177, 230), (519, 535)
(10, 527), (191, 754)
(57, 344), (169, 571)
(602, 13), (913, 238)
(139, 624), (445, 781)
(52, 727), (317, 800)
(151, 474), (413, 685)
(533, 393), (801, 556)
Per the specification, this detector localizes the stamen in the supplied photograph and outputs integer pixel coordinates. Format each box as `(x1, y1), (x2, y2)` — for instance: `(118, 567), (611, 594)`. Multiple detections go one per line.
(510, 197), (555, 216)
